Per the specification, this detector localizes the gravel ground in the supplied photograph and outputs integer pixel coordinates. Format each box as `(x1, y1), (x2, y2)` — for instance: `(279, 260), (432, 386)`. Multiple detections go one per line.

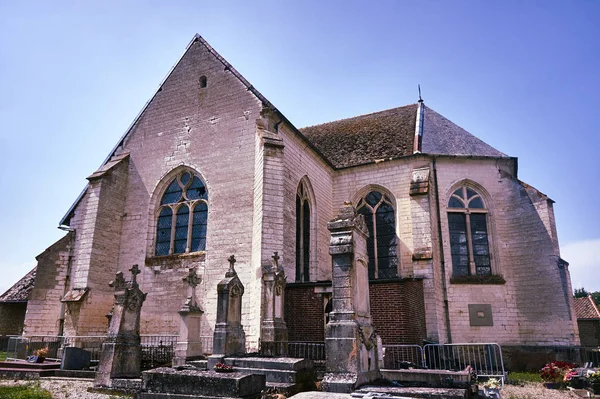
(0, 378), (591, 399)
(0, 378), (132, 399)
(501, 382), (584, 398)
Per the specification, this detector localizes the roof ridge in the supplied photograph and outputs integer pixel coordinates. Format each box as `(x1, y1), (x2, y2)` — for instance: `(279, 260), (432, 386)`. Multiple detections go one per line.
(299, 103), (418, 130)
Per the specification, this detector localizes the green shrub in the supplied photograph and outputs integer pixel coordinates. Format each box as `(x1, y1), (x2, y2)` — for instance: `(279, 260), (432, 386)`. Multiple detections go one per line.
(0, 385), (53, 399)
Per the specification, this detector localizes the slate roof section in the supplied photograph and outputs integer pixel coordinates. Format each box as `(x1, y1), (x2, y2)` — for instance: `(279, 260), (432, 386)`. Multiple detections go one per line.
(299, 105), (418, 169)
(574, 296), (600, 320)
(420, 106), (508, 158)
(299, 104), (508, 169)
(0, 267), (36, 303)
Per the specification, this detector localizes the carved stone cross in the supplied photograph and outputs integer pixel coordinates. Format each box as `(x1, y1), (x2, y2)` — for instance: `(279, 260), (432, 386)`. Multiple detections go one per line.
(272, 251), (280, 271)
(226, 255), (237, 277)
(129, 264), (141, 287)
(183, 267), (201, 288)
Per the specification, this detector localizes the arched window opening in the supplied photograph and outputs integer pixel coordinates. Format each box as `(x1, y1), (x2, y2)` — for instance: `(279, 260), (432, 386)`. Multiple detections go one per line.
(199, 75), (207, 88)
(295, 181), (311, 282)
(155, 170), (208, 256)
(356, 191), (398, 280)
(447, 186), (491, 276)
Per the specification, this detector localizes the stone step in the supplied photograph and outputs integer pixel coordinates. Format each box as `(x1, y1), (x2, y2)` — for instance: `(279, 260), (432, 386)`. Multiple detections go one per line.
(225, 357), (312, 371)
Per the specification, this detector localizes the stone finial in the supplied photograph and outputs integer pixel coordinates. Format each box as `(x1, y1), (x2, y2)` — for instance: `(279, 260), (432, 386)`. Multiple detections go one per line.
(129, 264), (141, 287)
(183, 267), (201, 288)
(226, 255), (237, 277)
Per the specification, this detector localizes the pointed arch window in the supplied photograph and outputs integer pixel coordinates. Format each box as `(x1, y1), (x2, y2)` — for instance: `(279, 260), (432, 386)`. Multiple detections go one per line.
(447, 187), (491, 276)
(155, 171), (208, 256)
(296, 181), (311, 282)
(356, 191), (398, 280)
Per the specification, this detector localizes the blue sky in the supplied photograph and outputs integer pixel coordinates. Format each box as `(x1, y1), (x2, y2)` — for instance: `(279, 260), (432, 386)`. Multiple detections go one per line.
(0, 1), (598, 294)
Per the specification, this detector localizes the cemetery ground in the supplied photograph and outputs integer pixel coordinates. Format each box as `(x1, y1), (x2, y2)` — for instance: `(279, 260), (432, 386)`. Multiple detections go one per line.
(0, 374), (588, 399)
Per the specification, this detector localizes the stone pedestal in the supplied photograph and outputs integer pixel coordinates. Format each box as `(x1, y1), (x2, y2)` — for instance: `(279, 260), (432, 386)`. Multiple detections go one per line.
(95, 265), (147, 387)
(173, 268), (204, 367)
(260, 252), (288, 356)
(323, 203), (380, 393)
(208, 256), (246, 370)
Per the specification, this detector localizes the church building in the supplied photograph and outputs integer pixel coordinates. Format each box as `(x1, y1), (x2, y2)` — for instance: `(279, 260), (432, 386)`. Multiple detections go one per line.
(17, 35), (580, 350)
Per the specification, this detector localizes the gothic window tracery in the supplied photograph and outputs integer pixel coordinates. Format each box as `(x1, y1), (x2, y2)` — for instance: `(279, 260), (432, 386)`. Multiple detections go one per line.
(356, 190), (398, 280)
(447, 186), (491, 276)
(155, 171), (208, 256)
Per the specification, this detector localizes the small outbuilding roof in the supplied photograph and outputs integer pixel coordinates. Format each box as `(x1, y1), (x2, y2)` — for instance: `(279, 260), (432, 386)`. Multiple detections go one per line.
(0, 267), (36, 303)
(573, 296), (600, 320)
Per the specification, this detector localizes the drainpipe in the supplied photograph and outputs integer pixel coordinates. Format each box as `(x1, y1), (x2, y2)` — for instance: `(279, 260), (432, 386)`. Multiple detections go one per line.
(57, 226), (75, 337)
(432, 157), (452, 343)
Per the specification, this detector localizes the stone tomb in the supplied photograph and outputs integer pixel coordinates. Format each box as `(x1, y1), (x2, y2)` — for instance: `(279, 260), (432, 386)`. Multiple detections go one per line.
(322, 202), (381, 393)
(173, 267), (204, 367)
(95, 265), (147, 388)
(260, 252), (288, 356)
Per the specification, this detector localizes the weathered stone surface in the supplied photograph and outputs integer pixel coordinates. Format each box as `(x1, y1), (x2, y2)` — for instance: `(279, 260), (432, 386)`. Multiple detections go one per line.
(61, 347), (91, 370)
(141, 367), (265, 398)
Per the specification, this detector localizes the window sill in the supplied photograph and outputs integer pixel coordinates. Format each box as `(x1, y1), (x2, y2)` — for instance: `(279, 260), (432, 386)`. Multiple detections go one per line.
(145, 252), (206, 269)
(450, 275), (506, 285)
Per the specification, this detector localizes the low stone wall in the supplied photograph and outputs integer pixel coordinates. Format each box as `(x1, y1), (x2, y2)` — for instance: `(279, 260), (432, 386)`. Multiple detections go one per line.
(502, 345), (585, 371)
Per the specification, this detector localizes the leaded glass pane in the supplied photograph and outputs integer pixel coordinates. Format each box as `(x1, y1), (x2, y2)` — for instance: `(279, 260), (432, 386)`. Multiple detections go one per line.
(161, 179), (183, 205)
(448, 213), (469, 276)
(376, 203), (397, 278)
(190, 202), (207, 252)
(174, 206), (189, 254)
(155, 207), (172, 256)
(180, 171), (191, 186)
(303, 201), (310, 281)
(453, 188), (464, 199)
(357, 205), (376, 279)
(187, 176), (207, 200)
(365, 191), (382, 207)
(468, 197), (484, 209)
(466, 188), (477, 199)
(448, 196), (464, 208)
(470, 214), (491, 275)
(295, 195), (302, 282)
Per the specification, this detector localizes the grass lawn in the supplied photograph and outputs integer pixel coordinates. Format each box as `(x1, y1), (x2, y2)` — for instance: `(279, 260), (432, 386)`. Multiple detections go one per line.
(0, 351), (7, 361)
(507, 371), (543, 384)
(0, 385), (53, 399)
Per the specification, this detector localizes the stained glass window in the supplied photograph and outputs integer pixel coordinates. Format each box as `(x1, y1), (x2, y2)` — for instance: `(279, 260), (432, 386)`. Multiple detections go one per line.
(296, 180), (311, 282)
(447, 186), (491, 276)
(357, 190), (398, 279)
(155, 170), (208, 256)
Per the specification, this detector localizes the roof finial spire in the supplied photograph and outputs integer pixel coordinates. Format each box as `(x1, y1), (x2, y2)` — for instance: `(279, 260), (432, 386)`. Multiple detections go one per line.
(418, 84), (423, 103)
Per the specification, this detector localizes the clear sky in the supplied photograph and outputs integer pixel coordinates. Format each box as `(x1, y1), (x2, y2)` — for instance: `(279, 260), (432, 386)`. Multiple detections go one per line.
(0, 1), (598, 294)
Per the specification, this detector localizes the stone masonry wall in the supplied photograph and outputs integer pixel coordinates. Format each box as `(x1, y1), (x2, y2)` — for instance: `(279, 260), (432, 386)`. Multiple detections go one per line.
(23, 234), (71, 336)
(279, 124), (334, 283)
(97, 39), (264, 346)
(435, 156), (579, 345)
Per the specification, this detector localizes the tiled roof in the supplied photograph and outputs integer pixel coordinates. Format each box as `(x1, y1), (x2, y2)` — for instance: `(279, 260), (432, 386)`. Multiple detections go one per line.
(299, 104), (508, 169)
(573, 296), (600, 320)
(0, 267), (36, 303)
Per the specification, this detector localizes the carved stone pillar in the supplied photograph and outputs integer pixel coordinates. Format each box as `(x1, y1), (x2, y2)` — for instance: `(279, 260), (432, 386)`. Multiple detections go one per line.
(208, 255), (246, 370)
(323, 203), (380, 393)
(260, 252), (288, 356)
(95, 265), (147, 387)
(173, 267), (204, 367)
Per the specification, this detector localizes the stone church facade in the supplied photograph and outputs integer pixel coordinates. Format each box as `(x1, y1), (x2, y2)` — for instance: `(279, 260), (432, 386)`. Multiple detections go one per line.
(18, 35), (580, 349)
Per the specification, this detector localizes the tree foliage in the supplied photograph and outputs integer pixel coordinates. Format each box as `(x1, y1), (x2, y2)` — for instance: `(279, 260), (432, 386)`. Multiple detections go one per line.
(573, 288), (600, 307)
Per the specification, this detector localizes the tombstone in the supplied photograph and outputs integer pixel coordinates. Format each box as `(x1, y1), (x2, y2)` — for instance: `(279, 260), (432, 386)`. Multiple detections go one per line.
(260, 251), (288, 356)
(173, 267), (204, 367)
(208, 255), (246, 370)
(61, 346), (92, 370)
(95, 264), (147, 387)
(322, 202), (381, 393)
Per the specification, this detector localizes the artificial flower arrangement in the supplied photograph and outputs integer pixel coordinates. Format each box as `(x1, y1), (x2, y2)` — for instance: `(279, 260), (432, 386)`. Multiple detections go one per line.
(483, 378), (501, 389)
(586, 370), (600, 384)
(540, 361), (576, 383)
(34, 347), (49, 357)
(214, 362), (235, 372)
